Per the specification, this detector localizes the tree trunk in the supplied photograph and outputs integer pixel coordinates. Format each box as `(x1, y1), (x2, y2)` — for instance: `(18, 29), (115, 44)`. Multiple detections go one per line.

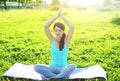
(3, 0), (7, 10)
(18, 0), (20, 8)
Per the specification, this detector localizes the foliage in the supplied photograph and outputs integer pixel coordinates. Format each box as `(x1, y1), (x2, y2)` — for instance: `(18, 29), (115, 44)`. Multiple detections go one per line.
(114, 0), (120, 1)
(111, 17), (120, 25)
(103, 0), (112, 6)
(51, 0), (60, 6)
(51, 5), (59, 10)
(0, 9), (120, 81)
(51, 0), (60, 10)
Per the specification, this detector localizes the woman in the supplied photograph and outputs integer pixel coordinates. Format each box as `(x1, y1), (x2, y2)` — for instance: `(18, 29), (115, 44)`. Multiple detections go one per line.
(34, 9), (76, 78)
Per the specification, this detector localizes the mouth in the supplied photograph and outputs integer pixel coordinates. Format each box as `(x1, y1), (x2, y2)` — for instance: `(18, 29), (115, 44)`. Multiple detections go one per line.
(57, 34), (60, 36)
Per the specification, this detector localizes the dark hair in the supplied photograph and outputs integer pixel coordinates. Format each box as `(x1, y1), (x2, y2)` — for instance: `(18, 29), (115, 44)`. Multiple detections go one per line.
(54, 22), (66, 51)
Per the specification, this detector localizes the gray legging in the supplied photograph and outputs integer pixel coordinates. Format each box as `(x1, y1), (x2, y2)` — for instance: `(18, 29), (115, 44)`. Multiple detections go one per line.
(34, 64), (76, 78)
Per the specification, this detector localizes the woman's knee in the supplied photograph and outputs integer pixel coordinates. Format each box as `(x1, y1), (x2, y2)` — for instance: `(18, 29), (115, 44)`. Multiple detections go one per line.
(34, 65), (46, 71)
(68, 64), (76, 70)
(34, 65), (41, 72)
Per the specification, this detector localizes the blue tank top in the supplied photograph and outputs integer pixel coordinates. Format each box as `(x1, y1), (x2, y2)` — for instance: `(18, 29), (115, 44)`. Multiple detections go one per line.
(50, 39), (68, 67)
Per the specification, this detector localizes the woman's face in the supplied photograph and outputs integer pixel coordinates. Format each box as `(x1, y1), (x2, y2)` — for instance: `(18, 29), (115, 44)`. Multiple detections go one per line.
(54, 26), (64, 38)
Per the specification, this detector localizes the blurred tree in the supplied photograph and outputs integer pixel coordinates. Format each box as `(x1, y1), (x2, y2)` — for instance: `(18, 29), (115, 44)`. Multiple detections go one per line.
(22, 0), (32, 7)
(63, 0), (69, 7)
(8, 0), (18, 2)
(0, 0), (2, 4)
(114, 0), (120, 1)
(33, 0), (43, 5)
(32, 0), (43, 8)
(51, 0), (60, 10)
(103, 0), (112, 6)
(1, 0), (43, 9)
(36, 0), (43, 4)
(51, 0), (60, 6)
(2, 0), (7, 10)
(17, 0), (20, 8)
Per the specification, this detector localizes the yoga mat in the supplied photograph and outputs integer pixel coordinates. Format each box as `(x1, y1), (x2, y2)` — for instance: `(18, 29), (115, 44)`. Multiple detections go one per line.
(3, 63), (107, 80)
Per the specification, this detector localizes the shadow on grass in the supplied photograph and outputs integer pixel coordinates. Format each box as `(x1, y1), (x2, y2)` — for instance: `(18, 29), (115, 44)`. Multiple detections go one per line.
(111, 17), (120, 25)
(1, 76), (106, 81)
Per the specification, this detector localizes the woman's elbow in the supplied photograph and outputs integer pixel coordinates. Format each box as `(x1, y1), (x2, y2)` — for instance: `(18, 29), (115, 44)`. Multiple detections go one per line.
(44, 22), (50, 28)
(71, 26), (74, 30)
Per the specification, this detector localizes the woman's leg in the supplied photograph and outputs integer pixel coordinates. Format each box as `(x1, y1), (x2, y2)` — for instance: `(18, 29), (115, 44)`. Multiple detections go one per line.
(34, 64), (56, 78)
(53, 64), (76, 78)
(49, 66), (65, 74)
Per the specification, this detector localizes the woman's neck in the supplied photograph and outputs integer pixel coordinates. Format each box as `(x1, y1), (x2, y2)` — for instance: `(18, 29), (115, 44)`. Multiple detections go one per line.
(56, 37), (61, 42)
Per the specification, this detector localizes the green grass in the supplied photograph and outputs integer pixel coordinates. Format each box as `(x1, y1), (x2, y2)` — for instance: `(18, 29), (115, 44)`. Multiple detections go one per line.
(0, 9), (120, 81)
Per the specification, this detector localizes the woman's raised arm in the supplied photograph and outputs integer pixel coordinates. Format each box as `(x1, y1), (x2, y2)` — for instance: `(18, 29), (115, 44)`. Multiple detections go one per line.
(44, 15), (59, 44)
(59, 9), (74, 44)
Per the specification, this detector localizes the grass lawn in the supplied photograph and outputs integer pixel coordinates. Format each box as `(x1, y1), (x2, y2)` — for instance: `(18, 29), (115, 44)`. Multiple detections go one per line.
(0, 8), (120, 81)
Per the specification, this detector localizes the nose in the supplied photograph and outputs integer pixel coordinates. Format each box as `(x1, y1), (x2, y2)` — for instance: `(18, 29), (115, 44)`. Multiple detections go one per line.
(56, 31), (60, 35)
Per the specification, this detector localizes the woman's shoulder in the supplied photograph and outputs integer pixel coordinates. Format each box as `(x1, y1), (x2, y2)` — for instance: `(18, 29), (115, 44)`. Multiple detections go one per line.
(50, 38), (55, 47)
